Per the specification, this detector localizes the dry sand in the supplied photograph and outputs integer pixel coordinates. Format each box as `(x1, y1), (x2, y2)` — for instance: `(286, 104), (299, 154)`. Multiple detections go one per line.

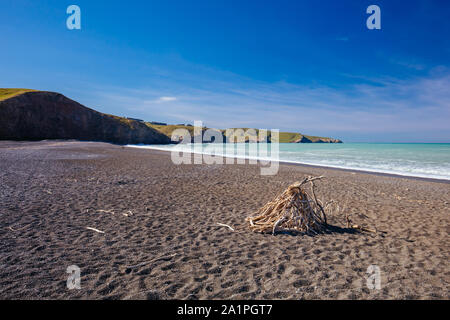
(0, 141), (448, 299)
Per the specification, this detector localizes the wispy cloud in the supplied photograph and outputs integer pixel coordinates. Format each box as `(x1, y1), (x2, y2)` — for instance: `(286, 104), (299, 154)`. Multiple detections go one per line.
(158, 96), (177, 102)
(78, 63), (450, 143)
(389, 58), (426, 71)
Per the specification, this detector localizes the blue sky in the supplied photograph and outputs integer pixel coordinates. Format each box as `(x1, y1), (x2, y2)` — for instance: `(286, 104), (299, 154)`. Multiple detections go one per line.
(1, 0), (449, 142)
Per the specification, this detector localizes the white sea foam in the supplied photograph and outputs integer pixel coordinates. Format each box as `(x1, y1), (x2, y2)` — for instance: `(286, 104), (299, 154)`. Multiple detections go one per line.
(127, 143), (450, 180)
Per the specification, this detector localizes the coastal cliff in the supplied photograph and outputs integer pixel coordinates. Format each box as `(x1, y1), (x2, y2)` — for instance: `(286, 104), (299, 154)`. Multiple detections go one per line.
(0, 90), (171, 144)
(0, 89), (342, 144)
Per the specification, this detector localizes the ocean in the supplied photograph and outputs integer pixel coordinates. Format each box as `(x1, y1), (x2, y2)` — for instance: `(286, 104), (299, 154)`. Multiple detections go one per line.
(128, 143), (450, 181)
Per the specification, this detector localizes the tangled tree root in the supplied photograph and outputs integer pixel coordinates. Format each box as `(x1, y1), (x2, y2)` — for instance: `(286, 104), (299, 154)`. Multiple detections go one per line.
(246, 176), (330, 235)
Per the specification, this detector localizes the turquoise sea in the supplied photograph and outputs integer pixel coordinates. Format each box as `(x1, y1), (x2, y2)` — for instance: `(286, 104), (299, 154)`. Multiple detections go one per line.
(129, 143), (450, 180)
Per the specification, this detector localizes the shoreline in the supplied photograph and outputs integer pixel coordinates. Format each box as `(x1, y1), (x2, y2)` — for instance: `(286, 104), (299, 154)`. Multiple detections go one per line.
(0, 140), (448, 183)
(125, 144), (450, 184)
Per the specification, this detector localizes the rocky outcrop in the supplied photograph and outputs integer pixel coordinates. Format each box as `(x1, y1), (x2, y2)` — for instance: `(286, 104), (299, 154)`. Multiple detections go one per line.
(316, 138), (343, 143)
(0, 91), (171, 144)
(293, 136), (313, 143)
(293, 135), (342, 143)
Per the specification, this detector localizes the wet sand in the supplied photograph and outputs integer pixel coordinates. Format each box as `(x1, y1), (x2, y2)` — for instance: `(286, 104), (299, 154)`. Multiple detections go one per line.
(0, 141), (448, 299)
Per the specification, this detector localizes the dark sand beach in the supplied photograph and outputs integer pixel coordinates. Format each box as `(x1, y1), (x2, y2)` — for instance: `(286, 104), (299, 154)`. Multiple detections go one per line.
(0, 141), (448, 299)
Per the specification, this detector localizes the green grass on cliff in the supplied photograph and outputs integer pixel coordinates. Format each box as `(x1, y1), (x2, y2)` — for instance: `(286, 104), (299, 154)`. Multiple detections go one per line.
(0, 89), (37, 101)
(278, 132), (302, 142)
